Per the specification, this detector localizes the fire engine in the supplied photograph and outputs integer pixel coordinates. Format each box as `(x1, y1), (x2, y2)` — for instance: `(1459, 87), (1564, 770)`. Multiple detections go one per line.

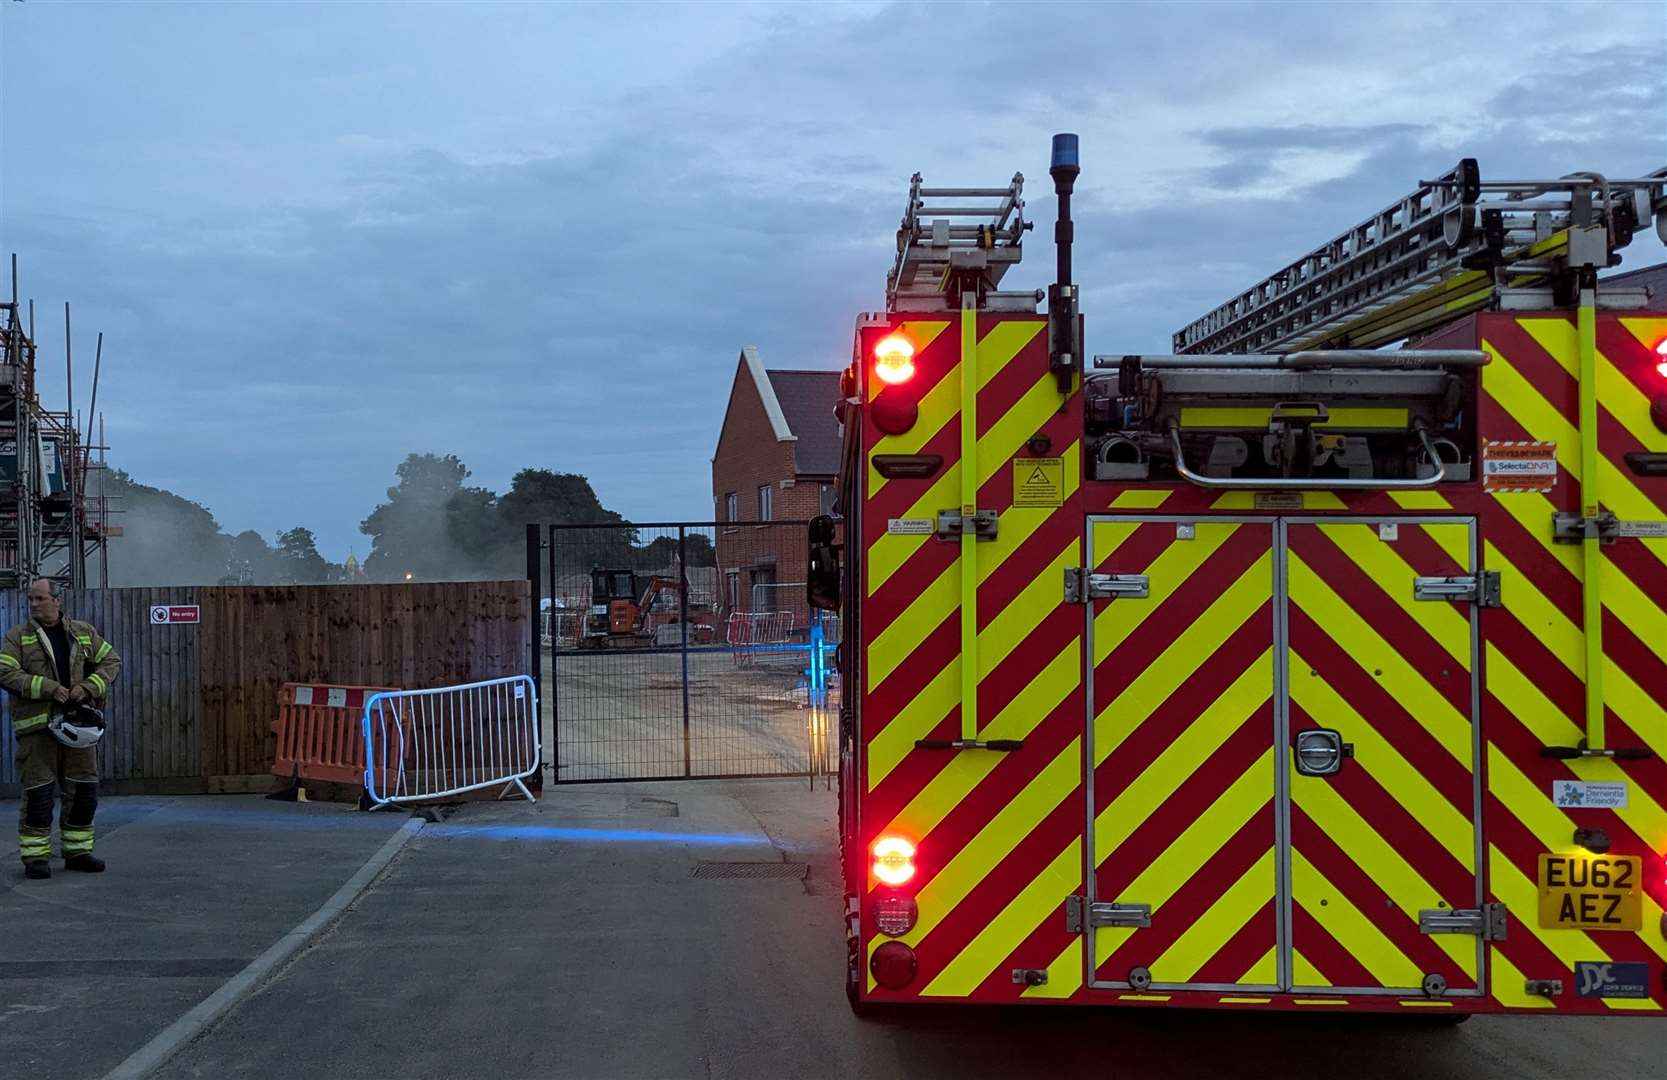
(808, 135), (1667, 1019)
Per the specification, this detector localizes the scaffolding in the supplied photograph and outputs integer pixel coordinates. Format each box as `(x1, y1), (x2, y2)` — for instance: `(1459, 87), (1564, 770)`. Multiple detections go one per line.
(1, 256), (114, 590)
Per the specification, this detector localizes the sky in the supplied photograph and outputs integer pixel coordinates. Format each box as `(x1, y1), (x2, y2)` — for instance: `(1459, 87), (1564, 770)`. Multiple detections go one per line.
(1, 0), (1663, 561)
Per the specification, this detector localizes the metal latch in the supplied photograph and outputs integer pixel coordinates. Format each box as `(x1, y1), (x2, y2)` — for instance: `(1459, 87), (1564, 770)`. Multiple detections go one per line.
(1554, 509), (1667, 541)
(1553, 510), (1619, 544)
(1419, 902), (1507, 941)
(1064, 568), (1151, 603)
(937, 509), (999, 540)
(1413, 572), (1501, 607)
(1065, 896), (1152, 933)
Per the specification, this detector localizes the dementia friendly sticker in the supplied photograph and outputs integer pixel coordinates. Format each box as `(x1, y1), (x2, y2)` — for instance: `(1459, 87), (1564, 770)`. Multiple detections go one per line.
(1013, 457), (1063, 508)
(1553, 780), (1629, 809)
(1483, 440), (1557, 493)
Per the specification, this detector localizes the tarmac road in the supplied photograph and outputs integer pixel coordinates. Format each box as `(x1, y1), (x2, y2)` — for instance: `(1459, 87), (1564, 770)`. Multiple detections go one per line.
(146, 781), (1664, 1080)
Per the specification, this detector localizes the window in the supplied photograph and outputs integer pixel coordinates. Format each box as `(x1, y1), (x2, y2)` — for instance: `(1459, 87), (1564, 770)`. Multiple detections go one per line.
(819, 482), (836, 516)
(757, 483), (773, 521)
(724, 491), (738, 523)
(751, 565), (777, 611)
(726, 571), (741, 611)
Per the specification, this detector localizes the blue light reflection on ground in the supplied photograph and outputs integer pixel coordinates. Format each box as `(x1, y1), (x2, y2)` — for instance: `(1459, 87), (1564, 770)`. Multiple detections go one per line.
(0, 802), (760, 845)
(431, 823), (756, 845)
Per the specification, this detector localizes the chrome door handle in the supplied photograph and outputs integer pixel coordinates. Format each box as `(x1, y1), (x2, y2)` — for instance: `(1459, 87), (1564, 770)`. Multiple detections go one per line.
(1294, 729), (1353, 776)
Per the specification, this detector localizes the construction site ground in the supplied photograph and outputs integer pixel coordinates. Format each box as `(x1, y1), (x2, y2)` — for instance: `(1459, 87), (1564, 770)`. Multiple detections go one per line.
(542, 648), (830, 781)
(0, 785), (1661, 1080)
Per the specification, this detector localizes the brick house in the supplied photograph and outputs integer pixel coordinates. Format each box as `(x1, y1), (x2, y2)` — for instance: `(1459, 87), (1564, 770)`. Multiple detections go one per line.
(711, 346), (842, 631)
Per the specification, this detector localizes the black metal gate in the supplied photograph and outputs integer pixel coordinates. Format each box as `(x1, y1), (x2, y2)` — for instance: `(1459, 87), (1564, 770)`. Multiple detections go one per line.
(528, 522), (835, 783)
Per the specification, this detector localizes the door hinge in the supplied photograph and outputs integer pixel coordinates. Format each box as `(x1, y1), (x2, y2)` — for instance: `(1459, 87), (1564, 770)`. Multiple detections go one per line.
(1419, 902), (1507, 941)
(937, 509), (999, 540)
(1413, 571), (1500, 607)
(1065, 895), (1152, 933)
(1064, 568), (1150, 603)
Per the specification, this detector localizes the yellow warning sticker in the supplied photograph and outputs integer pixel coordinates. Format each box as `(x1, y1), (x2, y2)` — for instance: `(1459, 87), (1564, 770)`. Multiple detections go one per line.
(1013, 457), (1063, 507)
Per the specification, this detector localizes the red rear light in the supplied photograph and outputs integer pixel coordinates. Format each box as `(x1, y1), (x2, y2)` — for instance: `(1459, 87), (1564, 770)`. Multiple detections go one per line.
(870, 941), (918, 989)
(1655, 337), (1667, 378)
(873, 335), (916, 386)
(872, 836), (916, 886)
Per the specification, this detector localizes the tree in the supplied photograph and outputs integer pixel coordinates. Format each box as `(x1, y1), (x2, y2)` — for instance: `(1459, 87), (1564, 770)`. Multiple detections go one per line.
(497, 469), (631, 575)
(102, 469), (234, 586)
(360, 453), (473, 581)
(275, 527), (330, 584)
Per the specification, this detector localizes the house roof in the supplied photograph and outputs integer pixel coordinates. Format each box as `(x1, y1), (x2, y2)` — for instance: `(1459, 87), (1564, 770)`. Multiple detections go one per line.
(1603, 260), (1667, 310)
(765, 368), (843, 476)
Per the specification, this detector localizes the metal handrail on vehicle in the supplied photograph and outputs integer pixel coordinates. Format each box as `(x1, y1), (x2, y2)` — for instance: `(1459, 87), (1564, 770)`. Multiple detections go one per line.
(1166, 421), (1449, 491)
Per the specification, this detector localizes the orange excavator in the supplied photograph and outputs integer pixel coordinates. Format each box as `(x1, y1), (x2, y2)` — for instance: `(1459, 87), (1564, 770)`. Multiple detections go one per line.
(581, 569), (717, 648)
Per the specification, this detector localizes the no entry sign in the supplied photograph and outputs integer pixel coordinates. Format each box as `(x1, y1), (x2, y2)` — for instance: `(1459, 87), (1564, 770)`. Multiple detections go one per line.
(150, 605), (201, 625)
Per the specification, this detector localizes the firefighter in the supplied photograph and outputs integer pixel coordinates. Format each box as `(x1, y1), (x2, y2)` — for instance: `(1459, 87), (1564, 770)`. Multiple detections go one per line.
(2, 578), (122, 879)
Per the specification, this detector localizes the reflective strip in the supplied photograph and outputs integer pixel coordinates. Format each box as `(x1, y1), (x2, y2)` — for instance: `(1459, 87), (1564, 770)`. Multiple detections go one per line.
(86, 673), (107, 695)
(60, 828), (94, 854)
(94, 642), (113, 662)
(20, 634), (38, 645)
(75, 635), (92, 647)
(18, 836), (52, 858)
(29, 675), (43, 697)
(0, 653), (18, 669)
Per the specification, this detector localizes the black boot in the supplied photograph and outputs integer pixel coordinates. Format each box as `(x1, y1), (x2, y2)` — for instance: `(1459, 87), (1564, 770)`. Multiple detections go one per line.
(64, 853), (104, 873)
(23, 860), (51, 879)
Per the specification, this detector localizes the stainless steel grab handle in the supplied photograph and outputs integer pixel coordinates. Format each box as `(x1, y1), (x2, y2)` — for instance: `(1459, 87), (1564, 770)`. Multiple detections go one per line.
(1167, 423), (1449, 491)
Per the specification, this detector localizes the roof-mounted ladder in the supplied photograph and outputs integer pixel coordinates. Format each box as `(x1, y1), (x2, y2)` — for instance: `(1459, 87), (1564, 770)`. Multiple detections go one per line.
(1174, 160), (1667, 354)
(886, 173), (1041, 313)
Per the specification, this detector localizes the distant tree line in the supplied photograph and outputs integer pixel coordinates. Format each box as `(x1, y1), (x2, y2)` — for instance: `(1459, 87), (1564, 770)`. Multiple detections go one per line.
(97, 455), (709, 587)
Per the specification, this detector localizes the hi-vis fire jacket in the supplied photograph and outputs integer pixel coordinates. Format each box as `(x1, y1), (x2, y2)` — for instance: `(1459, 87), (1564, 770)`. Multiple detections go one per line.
(0, 618), (122, 734)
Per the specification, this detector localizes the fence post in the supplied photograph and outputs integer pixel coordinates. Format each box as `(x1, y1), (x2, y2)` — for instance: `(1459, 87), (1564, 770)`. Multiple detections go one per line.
(526, 524), (542, 765)
(547, 524), (560, 781)
(678, 525), (692, 778)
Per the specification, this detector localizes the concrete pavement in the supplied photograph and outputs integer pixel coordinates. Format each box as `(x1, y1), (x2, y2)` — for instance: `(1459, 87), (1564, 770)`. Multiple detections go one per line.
(156, 782), (1667, 1080)
(0, 783), (1662, 1080)
(0, 796), (409, 1080)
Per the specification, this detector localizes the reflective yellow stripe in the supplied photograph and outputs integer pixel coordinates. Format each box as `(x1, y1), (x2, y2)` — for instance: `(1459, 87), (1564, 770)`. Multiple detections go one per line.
(0, 653), (18, 669)
(94, 641), (113, 662)
(87, 673), (107, 695)
(1150, 849), (1276, 983)
(21, 634), (38, 645)
(30, 675), (43, 697)
(923, 838), (1082, 997)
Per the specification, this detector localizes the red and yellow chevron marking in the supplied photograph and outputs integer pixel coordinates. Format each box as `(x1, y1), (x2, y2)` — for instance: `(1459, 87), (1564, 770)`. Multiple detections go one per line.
(859, 312), (1086, 1000)
(1286, 520), (1482, 993)
(1084, 519), (1279, 991)
(1475, 312), (1667, 1014)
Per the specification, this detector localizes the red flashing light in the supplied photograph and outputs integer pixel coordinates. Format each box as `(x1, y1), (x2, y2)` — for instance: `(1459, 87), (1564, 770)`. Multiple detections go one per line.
(872, 836), (916, 887)
(873, 335), (916, 386)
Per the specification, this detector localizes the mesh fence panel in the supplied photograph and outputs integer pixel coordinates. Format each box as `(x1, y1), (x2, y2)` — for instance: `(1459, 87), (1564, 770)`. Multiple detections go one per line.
(544, 522), (835, 782)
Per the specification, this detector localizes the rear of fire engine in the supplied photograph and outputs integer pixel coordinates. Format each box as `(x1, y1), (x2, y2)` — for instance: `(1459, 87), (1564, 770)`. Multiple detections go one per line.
(817, 136), (1667, 1018)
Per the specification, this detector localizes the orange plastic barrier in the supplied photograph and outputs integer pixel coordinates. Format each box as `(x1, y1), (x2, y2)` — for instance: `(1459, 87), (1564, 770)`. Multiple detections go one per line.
(273, 682), (398, 786)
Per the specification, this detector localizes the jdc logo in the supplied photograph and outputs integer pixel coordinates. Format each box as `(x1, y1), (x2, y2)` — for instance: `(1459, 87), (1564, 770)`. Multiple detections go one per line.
(1575, 961), (1648, 999)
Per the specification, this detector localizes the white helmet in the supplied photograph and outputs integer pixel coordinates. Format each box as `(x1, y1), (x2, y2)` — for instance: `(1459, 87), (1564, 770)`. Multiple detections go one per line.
(47, 704), (105, 749)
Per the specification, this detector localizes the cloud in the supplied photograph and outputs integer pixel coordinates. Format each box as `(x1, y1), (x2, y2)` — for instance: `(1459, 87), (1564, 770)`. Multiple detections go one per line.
(1, 0), (1662, 562)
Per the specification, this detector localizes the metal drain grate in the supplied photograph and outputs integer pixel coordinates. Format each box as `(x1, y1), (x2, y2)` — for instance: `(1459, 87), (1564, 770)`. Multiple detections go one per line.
(691, 861), (808, 880)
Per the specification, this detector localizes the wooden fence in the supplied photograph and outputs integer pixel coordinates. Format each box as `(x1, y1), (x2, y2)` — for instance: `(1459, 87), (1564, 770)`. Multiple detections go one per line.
(1, 581), (532, 794)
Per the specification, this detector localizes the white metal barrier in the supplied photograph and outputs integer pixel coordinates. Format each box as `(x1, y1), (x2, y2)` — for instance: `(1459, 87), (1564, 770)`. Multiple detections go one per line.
(362, 675), (541, 805)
